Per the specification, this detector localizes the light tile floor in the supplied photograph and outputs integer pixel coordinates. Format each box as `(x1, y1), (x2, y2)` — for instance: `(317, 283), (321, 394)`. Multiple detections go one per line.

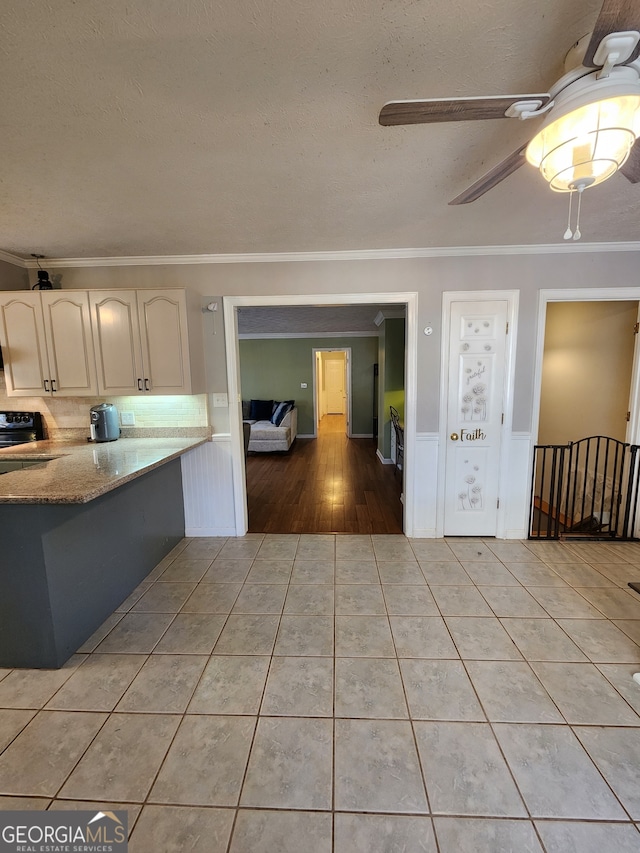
(1, 535), (640, 851)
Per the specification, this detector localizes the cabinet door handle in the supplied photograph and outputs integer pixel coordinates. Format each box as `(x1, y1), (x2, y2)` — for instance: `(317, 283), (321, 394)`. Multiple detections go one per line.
(51, 379), (57, 393)
(144, 378), (150, 391)
(43, 379), (49, 392)
(138, 378), (143, 391)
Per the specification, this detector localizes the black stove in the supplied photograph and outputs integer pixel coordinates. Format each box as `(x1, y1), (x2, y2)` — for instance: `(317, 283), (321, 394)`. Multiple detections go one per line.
(0, 411), (45, 448)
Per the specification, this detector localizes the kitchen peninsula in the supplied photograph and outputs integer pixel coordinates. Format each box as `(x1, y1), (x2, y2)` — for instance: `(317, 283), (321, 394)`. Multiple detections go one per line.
(0, 436), (207, 668)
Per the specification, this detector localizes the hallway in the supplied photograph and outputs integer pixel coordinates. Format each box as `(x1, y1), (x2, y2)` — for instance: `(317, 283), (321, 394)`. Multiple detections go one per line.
(246, 414), (403, 534)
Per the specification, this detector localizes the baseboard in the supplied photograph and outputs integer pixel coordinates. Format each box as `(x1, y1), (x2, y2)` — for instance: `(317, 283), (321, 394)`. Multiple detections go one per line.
(297, 433), (315, 439)
(503, 528), (528, 540)
(185, 527), (237, 537)
(411, 528), (438, 538)
(376, 449), (393, 465)
(350, 433), (374, 439)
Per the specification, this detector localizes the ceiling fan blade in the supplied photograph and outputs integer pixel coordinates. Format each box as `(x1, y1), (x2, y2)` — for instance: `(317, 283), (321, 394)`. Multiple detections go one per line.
(449, 143), (529, 205)
(379, 95), (550, 126)
(583, 0), (640, 67)
(621, 136), (640, 181)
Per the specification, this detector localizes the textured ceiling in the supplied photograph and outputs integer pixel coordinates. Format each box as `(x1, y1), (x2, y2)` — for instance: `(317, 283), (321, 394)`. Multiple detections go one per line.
(237, 304), (405, 334)
(1, 0), (639, 260)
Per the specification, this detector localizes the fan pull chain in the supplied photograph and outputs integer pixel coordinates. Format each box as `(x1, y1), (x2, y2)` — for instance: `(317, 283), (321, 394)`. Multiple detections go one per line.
(563, 185), (585, 241)
(573, 185), (584, 241)
(563, 190), (574, 240)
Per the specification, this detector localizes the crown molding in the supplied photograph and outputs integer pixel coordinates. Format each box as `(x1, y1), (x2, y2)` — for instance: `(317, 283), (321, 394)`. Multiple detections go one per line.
(0, 250), (28, 267)
(9, 240), (640, 269)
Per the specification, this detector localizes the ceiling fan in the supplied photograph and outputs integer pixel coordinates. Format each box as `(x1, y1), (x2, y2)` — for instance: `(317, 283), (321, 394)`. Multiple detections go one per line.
(379, 0), (640, 208)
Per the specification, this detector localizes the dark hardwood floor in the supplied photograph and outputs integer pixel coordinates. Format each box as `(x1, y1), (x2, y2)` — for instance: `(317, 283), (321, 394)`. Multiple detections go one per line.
(246, 414), (403, 534)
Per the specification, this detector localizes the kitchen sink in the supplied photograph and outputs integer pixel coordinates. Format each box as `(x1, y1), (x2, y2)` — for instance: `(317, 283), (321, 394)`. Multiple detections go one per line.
(0, 457), (59, 475)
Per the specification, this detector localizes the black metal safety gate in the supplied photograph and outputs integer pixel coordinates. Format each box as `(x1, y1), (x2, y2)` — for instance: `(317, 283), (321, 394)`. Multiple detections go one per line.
(529, 435), (640, 540)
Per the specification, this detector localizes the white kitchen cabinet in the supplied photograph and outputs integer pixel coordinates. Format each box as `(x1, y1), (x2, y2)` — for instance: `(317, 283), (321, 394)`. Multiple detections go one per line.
(90, 288), (203, 395)
(0, 291), (97, 396)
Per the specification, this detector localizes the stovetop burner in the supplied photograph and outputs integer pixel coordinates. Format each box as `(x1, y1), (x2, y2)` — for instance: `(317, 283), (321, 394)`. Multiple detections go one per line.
(0, 411), (45, 447)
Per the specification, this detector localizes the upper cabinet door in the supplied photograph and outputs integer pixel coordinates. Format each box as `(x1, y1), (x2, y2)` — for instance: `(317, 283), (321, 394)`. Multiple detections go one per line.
(40, 291), (98, 396)
(90, 290), (145, 395)
(137, 290), (192, 394)
(0, 292), (50, 396)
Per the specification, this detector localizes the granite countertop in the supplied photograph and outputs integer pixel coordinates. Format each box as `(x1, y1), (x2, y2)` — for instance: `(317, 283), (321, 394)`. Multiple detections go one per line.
(0, 436), (208, 504)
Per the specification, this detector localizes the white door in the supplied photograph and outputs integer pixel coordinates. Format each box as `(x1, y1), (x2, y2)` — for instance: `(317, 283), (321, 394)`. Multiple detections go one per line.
(444, 300), (509, 535)
(326, 357), (345, 413)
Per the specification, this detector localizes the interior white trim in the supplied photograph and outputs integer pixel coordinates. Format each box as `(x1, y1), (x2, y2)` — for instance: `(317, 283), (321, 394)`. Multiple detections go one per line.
(0, 249), (27, 267)
(9, 241), (640, 270)
(531, 286), (640, 448)
(628, 303), (640, 450)
(312, 347), (352, 439)
(412, 432), (440, 538)
(376, 449), (394, 465)
(225, 291), (418, 536)
(504, 432), (534, 539)
(530, 286), (640, 537)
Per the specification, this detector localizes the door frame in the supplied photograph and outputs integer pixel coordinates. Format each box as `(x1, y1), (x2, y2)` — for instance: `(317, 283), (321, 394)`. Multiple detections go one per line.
(312, 347), (351, 437)
(437, 290), (520, 538)
(532, 287), (640, 448)
(531, 287), (640, 536)
(224, 291), (418, 536)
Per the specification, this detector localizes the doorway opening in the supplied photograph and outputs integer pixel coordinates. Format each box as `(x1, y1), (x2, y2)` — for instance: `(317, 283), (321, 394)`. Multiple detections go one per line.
(314, 348), (350, 437)
(530, 294), (640, 539)
(225, 293), (418, 536)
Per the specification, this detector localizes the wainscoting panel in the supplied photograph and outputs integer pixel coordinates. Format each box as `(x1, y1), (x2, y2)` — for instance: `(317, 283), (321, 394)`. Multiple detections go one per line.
(501, 432), (532, 539)
(410, 433), (439, 538)
(181, 435), (237, 537)
(410, 432), (532, 539)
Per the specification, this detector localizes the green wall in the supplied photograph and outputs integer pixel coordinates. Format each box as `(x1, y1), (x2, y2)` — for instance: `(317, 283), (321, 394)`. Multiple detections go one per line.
(378, 318), (406, 459)
(239, 336), (378, 436)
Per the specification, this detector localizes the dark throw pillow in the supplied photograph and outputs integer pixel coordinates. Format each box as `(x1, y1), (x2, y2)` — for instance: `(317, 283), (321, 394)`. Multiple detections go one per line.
(249, 399), (274, 420)
(271, 400), (295, 426)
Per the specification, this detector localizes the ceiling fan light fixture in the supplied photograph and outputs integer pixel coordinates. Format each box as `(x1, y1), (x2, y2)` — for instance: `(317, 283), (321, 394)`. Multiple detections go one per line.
(525, 69), (640, 192)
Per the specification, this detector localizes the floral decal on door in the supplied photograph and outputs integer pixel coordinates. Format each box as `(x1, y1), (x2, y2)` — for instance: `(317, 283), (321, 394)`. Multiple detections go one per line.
(459, 356), (490, 422)
(458, 460), (483, 510)
(463, 316), (495, 338)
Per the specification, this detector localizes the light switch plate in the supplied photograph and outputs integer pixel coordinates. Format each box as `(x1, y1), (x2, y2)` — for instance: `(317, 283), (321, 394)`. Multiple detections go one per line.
(120, 411), (135, 426)
(300, 382), (308, 389)
(212, 393), (228, 407)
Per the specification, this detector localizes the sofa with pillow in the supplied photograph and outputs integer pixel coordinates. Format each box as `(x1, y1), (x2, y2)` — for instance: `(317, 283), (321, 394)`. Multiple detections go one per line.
(242, 399), (297, 452)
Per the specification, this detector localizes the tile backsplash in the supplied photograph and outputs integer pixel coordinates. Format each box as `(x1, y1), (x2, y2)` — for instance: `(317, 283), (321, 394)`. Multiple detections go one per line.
(0, 371), (209, 436)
